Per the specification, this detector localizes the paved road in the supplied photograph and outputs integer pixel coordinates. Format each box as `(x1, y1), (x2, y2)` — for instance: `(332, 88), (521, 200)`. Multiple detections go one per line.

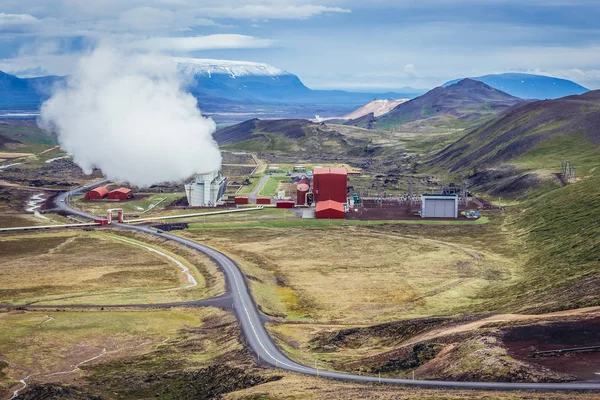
(42, 182), (600, 390)
(247, 174), (270, 201)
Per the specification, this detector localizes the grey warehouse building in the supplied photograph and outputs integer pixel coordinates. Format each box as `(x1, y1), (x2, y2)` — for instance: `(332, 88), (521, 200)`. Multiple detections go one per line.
(420, 194), (459, 218)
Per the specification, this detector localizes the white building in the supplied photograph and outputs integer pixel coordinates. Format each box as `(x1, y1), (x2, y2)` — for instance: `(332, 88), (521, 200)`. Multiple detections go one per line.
(185, 171), (227, 207)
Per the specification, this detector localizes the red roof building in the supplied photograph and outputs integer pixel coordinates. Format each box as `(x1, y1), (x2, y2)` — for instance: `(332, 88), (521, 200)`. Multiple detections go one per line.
(313, 167), (347, 203)
(85, 187), (109, 200)
(316, 200), (345, 219)
(108, 187), (134, 200)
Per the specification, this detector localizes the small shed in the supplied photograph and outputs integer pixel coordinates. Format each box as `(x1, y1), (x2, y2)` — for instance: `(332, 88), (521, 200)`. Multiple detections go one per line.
(421, 194), (458, 218)
(85, 187), (109, 200)
(276, 201), (295, 209)
(234, 196), (249, 205)
(315, 200), (345, 219)
(256, 198), (271, 205)
(108, 187), (134, 200)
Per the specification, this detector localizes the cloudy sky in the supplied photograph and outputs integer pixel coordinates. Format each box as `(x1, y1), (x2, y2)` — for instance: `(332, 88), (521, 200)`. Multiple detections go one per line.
(1, 0), (599, 91)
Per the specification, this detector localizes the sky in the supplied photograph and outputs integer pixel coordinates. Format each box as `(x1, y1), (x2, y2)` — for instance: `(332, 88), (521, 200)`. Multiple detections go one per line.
(1, 0), (599, 91)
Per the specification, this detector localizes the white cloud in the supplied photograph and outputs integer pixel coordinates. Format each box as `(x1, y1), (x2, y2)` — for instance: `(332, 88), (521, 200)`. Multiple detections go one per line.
(129, 34), (275, 52)
(403, 64), (417, 77)
(202, 4), (351, 20)
(0, 12), (39, 32)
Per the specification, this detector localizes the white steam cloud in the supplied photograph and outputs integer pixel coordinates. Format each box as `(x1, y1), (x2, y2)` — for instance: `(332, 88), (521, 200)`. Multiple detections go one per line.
(39, 46), (221, 187)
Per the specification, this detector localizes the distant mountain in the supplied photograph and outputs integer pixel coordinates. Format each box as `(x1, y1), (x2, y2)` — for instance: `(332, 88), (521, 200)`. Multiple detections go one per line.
(177, 58), (422, 107)
(0, 59), (424, 123)
(0, 71), (64, 110)
(430, 90), (600, 175)
(372, 79), (522, 130)
(443, 73), (589, 100)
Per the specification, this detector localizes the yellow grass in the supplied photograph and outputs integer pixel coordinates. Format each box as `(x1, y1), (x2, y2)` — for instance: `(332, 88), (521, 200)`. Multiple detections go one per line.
(179, 226), (516, 324)
(0, 152), (33, 159)
(0, 230), (223, 305)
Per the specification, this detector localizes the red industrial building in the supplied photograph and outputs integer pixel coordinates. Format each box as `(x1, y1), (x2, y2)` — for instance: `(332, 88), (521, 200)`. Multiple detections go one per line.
(313, 167), (348, 203)
(85, 187), (109, 200)
(256, 198), (271, 205)
(108, 187), (134, 201)
(234, 196), (249, 205)
(316, 200), (345, 219)
(276, 201), (295, 209)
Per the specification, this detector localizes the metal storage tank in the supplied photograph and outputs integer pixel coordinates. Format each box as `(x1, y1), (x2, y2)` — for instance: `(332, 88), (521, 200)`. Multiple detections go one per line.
(85, 187), (109, 200)
(298, 177), (310, 186)
(420, 194), (458, 218)
(313, 167), (347, 203)
(315, 200), (345, 219)
(296, 183), (310, 206)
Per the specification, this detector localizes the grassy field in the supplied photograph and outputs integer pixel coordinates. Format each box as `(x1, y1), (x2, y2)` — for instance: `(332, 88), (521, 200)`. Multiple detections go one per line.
(179, 222), (513, 324)
(184, 216), (489, 230)
(0, 230), (223, 305)
(258, 176), (284, 197)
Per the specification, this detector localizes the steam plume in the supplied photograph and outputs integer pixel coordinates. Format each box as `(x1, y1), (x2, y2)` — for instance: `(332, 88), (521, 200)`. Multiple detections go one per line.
(39, 46), (221, 187)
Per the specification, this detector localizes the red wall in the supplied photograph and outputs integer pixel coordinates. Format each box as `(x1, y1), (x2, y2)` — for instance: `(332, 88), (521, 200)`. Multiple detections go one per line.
(313, 173), (347, 203)
(256, 198), (271, 205)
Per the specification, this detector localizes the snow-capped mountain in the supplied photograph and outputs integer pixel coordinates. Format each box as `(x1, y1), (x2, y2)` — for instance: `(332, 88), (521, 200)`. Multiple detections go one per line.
(177, 57), (421, 110)
(175, 58), (287, 78)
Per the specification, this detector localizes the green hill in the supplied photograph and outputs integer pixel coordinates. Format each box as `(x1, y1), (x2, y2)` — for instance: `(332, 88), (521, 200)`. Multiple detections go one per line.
(214, 118), (386, 156)
(422, 90), (600, 312)
(430, 90), (600, 176)
(373, 79), (522, 130)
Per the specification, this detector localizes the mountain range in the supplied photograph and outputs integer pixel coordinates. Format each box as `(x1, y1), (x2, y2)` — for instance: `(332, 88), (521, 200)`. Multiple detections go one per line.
(0, 61), (591, 125)
(443, 73), (589, 100)
(0, 59), (422, 123)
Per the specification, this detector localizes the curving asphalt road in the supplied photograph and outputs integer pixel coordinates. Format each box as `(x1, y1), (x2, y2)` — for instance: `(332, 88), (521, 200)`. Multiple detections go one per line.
(42, 181), (600, 391)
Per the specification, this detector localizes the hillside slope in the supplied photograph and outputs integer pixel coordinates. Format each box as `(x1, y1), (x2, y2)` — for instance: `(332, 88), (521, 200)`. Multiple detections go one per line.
(342, 99), (409, 119)
(374, 79), (522, 130)
(213, 118), (385, 156)
(444, 73), (589, 100)
(430, 90), (600, 175)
